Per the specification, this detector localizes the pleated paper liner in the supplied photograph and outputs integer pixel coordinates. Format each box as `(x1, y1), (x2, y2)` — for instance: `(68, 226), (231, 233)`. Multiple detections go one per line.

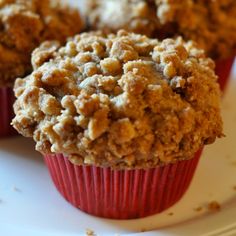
(44, 149), (202, 219)
(215, 57), (235, 92)
(0, 87), (16, 137)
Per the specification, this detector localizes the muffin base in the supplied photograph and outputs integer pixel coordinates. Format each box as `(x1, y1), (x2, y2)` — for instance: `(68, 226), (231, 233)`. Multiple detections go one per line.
(44, 150), (202, 219)
(0, 87), (16, 137)
(215, 57), (235, 92)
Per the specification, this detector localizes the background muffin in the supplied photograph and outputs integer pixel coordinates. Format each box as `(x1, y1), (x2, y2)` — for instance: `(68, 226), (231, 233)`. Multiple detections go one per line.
(155, 0), (236, 60)
(0, 0), (83, 137)
(12, 30), (222, 218)
(0, 0), (83, 87)
(86, 0), (159, 37)
(86, 0), (236, 90)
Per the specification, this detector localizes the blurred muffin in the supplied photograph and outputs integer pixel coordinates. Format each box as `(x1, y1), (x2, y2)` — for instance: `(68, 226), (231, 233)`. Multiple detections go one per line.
(13, 30), (222, 218)
(155, 0), (236, 60)
(0, 0), (83, 137)
(86, 0), (159, 37)
(86, 0), (236, 90)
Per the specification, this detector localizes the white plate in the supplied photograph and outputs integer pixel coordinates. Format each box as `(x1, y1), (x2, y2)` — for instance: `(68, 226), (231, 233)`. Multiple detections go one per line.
(1, 66), (236, 236)
(1, 1), (236, 235)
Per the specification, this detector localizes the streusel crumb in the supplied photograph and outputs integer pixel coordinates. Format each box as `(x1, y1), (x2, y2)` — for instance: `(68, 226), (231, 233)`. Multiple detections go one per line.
(86, 229), (96, 236)
(208, 201), (221, 212)
(0, 0), (83, 87)
(13, 30), (223, 169)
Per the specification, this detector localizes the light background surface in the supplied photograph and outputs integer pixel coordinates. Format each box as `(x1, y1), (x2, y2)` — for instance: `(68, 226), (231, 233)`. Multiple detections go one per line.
(0, 1), (236, 235)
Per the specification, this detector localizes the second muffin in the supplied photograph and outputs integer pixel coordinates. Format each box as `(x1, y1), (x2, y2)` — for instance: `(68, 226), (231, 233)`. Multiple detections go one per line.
(86, 0), (236, 91)
(0, 0), (84, 137)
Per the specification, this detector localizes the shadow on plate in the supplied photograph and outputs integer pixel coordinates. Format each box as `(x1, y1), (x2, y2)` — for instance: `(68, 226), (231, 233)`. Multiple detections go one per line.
(0, 136), (43, 164)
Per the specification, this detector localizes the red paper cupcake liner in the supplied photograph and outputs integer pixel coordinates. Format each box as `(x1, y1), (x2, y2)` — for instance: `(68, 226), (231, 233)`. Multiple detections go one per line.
(0, 87), (16, 137)
(44, 149), (202, 219)
(215, 57), (235, 92)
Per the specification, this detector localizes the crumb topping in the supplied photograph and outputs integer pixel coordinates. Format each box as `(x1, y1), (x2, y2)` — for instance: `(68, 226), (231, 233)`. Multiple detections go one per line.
(13, 30), (223, 169)
(194, 206), (202, 212)
(0, 0), (83, 87)
(86, 0), (236, 59)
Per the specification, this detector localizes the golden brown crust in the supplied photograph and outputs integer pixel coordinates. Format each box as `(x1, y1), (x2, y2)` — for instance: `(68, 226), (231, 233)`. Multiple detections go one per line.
(0, 0), (83, 87)
(13, 30), (223, 169)
(86, 0), (236, 60)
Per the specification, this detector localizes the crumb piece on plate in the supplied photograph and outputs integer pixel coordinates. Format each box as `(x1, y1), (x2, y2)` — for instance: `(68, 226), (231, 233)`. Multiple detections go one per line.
(0, 0), (83, 87)
(208, 201), (221, 212)
(86, 229), (96, 236)
(194, 206), (202, 212)
(168, 212), (174, 216)
(233, 186), (236, 191)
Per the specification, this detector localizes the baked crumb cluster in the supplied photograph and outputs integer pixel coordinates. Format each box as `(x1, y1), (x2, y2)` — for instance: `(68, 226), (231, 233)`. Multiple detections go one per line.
(0, 0), (83, 87)
(86, 0), (236, 59)
(13, 30), (223, 169)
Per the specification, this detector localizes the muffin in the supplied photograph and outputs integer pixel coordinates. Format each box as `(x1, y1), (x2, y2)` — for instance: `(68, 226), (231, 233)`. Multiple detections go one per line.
(86, 0), (159, 37)
(0, 0), (83, 137)
(12, 30), (223, 219)
(86, 0), (236, 91)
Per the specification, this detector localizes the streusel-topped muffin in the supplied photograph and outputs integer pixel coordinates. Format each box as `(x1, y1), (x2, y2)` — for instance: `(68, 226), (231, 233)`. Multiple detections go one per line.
(13, 30), (222, 168)
(0, 0), (83, 137)
(12, 30), (223, 219)
(0, 0), (84, 87)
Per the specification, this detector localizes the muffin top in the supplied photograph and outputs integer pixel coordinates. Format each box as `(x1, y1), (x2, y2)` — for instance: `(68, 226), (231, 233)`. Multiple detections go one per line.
(12, 30), (223, 169)
(0, 0), (83, 87)
(86, 0), (236, 60)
